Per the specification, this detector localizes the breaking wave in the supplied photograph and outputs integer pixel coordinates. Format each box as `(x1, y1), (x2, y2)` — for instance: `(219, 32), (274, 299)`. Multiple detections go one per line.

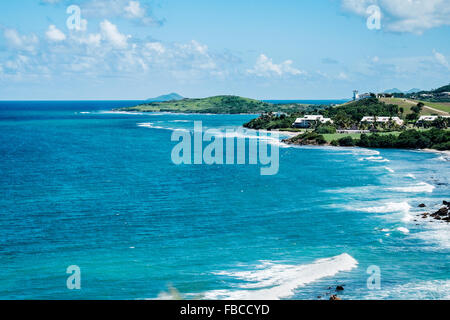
(191, 253), (358, 300)
(387, 182), (435, 193)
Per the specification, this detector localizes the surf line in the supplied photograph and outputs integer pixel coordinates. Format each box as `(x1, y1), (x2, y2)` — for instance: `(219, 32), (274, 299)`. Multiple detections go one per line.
(170, 121), (280, 175)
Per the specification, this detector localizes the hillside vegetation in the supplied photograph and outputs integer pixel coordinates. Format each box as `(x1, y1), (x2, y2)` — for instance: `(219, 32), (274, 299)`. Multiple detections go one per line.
(115, 96), (311, 114)
(284, 128), (450, 150)
(245, 97), (402, 130)
(379, 97), (450, 115)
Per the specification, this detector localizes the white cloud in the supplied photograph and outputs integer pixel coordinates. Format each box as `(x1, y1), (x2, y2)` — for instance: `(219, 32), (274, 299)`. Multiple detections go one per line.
(73, 33), (102, 46)
(0, 18), (236, 83)
(145, 42), (166, 54)
(124, 1), (145, 18)
(46, 25), (66, 42)
(100, 20), (130, 49)
(433, 49), (450, 70)
(247, 54), (304, 77)
(337, 72), (349, 80)
(3, 29), (39, 52)
(81, 0), (162, 25)
(341, 0), (450, 34)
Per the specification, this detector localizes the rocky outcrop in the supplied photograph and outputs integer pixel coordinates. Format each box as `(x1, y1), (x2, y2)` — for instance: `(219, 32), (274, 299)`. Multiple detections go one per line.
(418, 201), (450, 223)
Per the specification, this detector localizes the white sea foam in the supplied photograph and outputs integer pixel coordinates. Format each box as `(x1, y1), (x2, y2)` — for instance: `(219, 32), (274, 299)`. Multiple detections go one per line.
(435, 155), (450, 162)
(411, 222), (450, 250)
(388, 182), (435, 193)
(364, 280), (450, 300)
(405, 173), (416, 179)
(356, 201), (413, 222)
(358, 156), (390, 163)
(355, 202), (411, 214)
(396, 227), (410, 234)
(378, 227), (409, 234)
(137, 122), (189, 132)
(102, 110), (146, 115)
(193, 253), (358, 300)
(384, 167), (395, 173)
(351, 148), (380, 156)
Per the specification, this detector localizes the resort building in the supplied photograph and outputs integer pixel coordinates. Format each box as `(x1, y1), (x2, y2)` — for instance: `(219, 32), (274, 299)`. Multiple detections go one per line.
(360, 116), (404, 126)
(293, 115), (333, 128)
(417, 115), (450, 122)
(353, 90), (372, 101)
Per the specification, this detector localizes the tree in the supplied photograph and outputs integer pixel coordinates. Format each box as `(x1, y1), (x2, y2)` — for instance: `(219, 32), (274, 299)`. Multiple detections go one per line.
(432, 117), (448, 129)
(406, 113), (419, 121)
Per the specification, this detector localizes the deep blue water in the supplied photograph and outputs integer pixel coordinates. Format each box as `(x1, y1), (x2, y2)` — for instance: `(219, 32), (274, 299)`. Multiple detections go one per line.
(0, 101), (449, 300)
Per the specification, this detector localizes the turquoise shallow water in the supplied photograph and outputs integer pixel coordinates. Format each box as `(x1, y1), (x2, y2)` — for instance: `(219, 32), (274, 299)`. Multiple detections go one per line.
(0, 101), (449, 300)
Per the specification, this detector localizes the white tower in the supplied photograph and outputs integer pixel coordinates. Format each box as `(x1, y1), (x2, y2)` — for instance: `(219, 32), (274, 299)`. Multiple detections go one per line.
(353, 90), (359, 101)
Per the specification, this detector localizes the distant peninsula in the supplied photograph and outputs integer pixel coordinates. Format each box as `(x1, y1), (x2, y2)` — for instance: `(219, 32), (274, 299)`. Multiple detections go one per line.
(146, 93), (184, 102)
(114, 95), (318, 114)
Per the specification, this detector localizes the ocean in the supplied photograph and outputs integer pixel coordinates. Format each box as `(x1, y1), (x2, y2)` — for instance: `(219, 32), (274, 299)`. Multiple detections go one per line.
(0, 101), (448, 300)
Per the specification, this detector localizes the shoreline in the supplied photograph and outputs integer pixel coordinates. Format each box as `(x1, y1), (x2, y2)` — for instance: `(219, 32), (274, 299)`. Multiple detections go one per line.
(110, 110), (261, 116)
(281, 140), (450, 155)
(420, 149), (450, 156)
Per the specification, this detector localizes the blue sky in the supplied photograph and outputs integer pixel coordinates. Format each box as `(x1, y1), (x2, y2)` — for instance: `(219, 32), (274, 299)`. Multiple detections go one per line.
(0, 0), (449, 100)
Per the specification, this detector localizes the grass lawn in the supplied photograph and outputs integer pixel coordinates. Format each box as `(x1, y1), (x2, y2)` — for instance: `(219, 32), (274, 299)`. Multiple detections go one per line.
(322, 131), (402, 143)
(379, 98), (450, 115)
(420, 101), (450, 113)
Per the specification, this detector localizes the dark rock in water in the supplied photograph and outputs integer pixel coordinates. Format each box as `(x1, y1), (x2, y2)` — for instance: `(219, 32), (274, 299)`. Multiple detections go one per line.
(336, 285), (344, 291)
(443, 200), (450, 207)
(330, 295), (341, 301)
(418, 204), (426, 208)
(435, 216), (442, 220)
(436, 207), (449, 216)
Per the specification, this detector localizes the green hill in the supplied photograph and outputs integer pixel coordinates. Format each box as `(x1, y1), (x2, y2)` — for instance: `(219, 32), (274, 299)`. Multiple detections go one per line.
(146, 92), (184, 102)
(432, 84), (450, 93)
(115, 95), (308, 114)
(323, 97), (400, 121)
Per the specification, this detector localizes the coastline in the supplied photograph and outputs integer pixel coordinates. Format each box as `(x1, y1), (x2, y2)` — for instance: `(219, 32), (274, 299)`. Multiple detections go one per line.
(421, 149), (450, 156)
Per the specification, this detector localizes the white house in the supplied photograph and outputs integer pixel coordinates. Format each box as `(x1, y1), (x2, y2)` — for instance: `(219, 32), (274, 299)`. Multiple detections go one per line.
(358, 93), (372, 100)
(353, 90), (372, 101)
(417, 115), (450, 122)
(293, 115), (333, 128)
(360, 116), (404, 126)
